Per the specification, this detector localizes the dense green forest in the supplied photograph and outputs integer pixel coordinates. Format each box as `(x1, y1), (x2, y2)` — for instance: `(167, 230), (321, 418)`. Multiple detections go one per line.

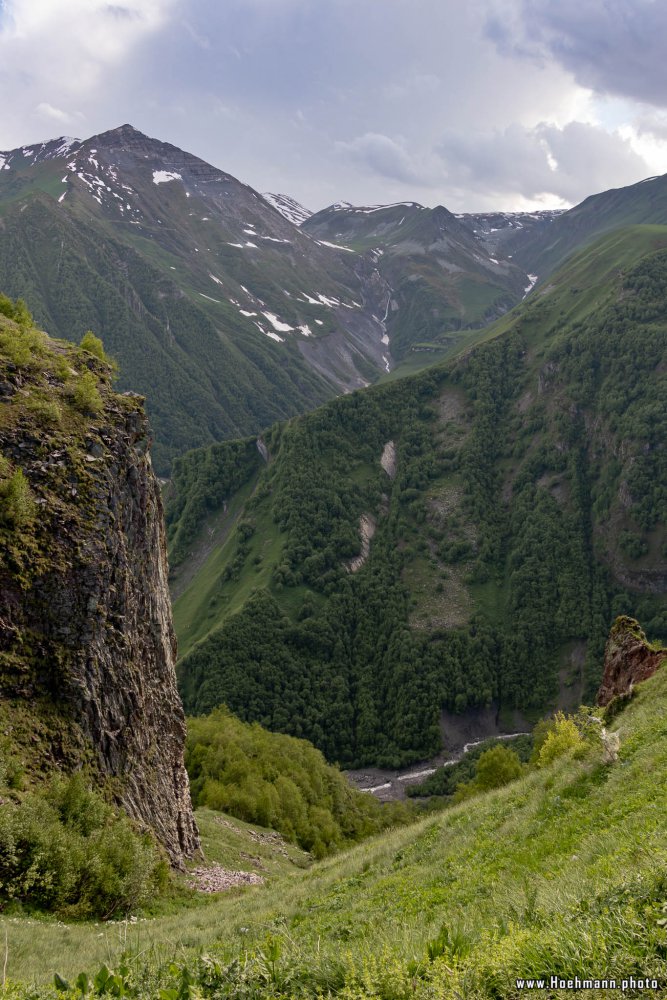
(167, 437), (263, 567)
(171, 229), (666, 768)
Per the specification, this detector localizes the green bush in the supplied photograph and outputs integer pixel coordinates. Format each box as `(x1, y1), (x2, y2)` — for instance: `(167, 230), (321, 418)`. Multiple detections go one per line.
(0, 293), (32, 327)
(70, 371), (103, 415)
(453, 745), (523, 801)
(79, 330), (115, 369)
(475, 745), (523, 790)
(537, 712), (583, 767)
(25, 396), (62, 427)
(0, 468), (37, 527)
(0, 774), (167, 919)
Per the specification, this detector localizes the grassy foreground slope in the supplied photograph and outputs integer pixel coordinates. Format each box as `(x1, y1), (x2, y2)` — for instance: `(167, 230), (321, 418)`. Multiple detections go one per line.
(4, 651), (667, 997)
(171, 226), (667, 767)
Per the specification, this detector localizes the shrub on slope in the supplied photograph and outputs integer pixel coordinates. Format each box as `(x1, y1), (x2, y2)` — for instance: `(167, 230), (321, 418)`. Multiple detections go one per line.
(186, 707), (415, 857)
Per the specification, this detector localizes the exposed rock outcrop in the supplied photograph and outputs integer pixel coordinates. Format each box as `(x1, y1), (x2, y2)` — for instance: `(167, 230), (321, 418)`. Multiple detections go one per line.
(596, 616), (666, 707)
(0, 317), (199, 865)
(380, 440), (396, 479)
(346, 514), (376, 573)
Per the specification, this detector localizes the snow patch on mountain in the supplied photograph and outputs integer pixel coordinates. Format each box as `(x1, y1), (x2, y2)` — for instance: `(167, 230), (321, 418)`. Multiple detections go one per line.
(317, 239), (357, 253)
(523, 274), (539, 296)
(262, 192), (312, 226)
(153, 170), (182, 185)
(262, 312), (293, 333)
(327, 201), (424, 215)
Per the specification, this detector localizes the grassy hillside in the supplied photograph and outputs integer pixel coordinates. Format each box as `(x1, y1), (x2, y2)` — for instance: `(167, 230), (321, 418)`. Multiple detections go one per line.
(171, 226), (667, 767)
(3, 642), (667, 997)
(509, 171), (667, 280)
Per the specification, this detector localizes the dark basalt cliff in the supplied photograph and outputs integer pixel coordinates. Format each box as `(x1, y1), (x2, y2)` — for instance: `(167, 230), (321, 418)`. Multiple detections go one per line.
(0, 310), (199, 864)
(596, 615), (666, 707)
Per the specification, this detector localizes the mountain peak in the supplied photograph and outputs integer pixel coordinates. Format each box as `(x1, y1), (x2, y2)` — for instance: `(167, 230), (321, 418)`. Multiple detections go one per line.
(84, 123), (154, 149)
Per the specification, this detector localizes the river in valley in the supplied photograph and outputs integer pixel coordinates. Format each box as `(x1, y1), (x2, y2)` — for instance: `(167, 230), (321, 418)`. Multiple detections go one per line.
(345, 732), (529, 801)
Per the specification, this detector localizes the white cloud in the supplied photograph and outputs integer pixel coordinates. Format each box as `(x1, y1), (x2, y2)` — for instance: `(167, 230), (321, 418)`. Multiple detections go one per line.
(35, 102), (78, 124)
(0, 0), (662, 211)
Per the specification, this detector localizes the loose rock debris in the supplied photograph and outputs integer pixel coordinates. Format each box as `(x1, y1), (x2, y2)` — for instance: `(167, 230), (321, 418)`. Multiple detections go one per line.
(188, 865), (265, 893)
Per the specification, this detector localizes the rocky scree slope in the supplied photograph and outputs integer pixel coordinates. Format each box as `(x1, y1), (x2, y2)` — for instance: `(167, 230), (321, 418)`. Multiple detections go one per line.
(0, 307), (198, 864)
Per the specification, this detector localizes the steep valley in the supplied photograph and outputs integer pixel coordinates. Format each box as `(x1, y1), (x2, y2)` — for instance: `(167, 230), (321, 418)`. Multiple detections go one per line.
(1, 136), (667, 999)
(3, 625), (666, 997)
(170, 225), (666, 768)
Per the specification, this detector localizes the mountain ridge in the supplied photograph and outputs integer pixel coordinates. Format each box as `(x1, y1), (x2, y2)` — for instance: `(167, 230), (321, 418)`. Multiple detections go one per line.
(0, 125), (399, 471)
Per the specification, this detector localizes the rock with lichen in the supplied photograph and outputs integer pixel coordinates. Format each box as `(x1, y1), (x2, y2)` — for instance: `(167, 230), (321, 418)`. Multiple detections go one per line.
(596, 615), (666, 708)
(0, 303), (199, 865)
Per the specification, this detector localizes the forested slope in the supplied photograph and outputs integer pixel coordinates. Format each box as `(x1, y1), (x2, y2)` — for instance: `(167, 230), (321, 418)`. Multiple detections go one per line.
(170, 226), (667, 767)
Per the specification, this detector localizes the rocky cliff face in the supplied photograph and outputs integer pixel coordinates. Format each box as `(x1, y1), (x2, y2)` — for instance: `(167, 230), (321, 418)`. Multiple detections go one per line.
(0, 311), (199, 864)
(596, 616), (666, 707)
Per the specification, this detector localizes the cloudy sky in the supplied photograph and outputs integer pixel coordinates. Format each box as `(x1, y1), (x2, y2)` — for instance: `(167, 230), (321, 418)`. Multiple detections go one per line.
(1, 0), (667, 212)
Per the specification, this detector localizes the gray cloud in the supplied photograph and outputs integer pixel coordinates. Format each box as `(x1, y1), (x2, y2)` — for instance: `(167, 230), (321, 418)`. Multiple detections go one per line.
(486, 0), (667, 108)
(437, 121), (648, 204)
(335, 133), (425, 186)
(105, 5), (140, 19)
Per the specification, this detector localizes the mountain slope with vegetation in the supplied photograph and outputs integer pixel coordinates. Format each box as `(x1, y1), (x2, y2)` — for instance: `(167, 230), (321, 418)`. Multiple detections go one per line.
(508, 171), (667, 281)
(302, 201), (530, 358)
(0, 127), (393, 472)
(186, 707), (415, 857)
(170, 225), (667, 767)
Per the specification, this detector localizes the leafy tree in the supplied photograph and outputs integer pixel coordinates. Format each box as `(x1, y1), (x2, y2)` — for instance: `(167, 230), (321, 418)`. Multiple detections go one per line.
(79, 329), (115, 368)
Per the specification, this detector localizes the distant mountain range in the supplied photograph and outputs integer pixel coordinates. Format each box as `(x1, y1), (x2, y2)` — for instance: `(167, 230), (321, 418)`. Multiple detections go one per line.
(2, 124), (667, 471)
(302, 202), (548, 358)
